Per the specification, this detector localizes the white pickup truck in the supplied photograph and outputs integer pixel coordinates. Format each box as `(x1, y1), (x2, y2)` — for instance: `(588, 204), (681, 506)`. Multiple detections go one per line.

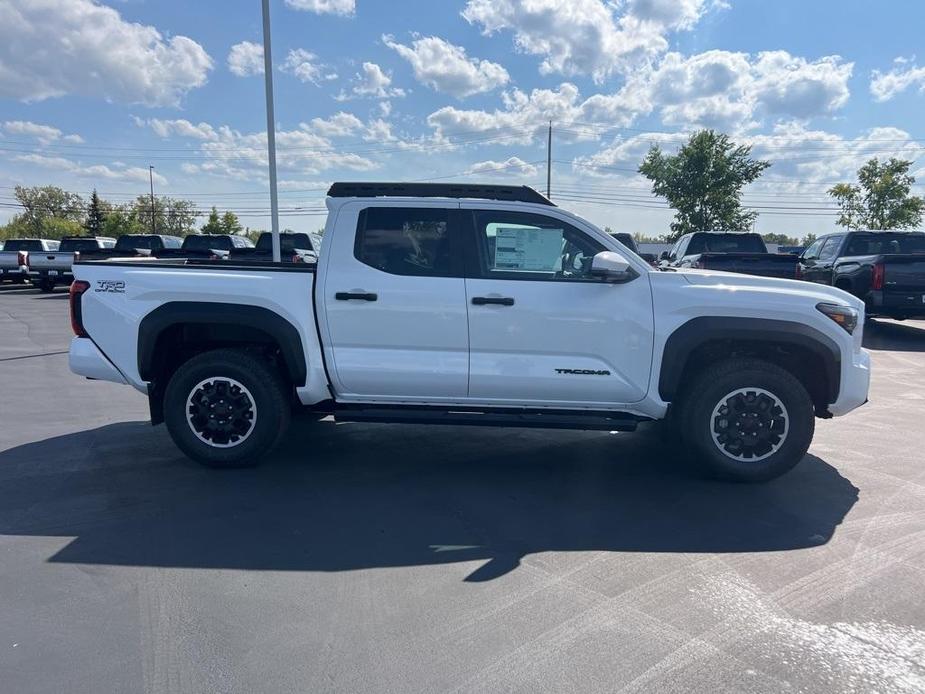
(68, 183), (871, 482)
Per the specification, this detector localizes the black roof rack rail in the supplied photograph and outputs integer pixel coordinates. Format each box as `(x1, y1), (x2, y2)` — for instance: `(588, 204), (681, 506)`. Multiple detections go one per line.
(327, 182), (555, 206)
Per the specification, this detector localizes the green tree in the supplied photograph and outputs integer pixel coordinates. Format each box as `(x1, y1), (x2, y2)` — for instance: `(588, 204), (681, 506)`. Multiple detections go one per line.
(828, 158), (925, 230)
(13, 185), (85, 236)
(639, 130), (771, 241)
(802, 233), (818, 246)
(220, 211), (243, 236)
(129, 196), (198, 236)
(761, 233), (800, 246)
(101, 206), (142, 237)
(201, 206), (223, 234)
(84, 189), (108, 236)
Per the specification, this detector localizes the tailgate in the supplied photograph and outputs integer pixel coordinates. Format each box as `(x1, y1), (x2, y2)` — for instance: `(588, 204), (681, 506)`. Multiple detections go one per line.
(28, 252), (75, 270)
(884, 256), (925, 291)
(700, 253), (798, 278)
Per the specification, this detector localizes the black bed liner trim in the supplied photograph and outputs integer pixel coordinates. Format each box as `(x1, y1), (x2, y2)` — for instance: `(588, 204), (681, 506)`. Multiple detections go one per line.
(75, 259), (315, 273)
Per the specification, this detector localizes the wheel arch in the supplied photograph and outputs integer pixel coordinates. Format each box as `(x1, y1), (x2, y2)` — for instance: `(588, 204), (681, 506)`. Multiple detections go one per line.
(658, 317), (841, 413)
(138, 302), (307, 423)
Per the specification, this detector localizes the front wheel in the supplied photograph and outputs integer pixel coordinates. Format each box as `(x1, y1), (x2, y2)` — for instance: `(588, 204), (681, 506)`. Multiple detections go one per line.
(677, 358), (815, 482)
(164, 349), (291, 468)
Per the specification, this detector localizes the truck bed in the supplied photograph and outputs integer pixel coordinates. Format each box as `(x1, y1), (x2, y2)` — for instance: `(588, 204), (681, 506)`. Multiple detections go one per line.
(691, 252), (799, 279)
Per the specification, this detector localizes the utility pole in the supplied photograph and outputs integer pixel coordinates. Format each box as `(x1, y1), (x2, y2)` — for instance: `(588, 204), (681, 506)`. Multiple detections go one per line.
(148, 165), (156, 234)
(546, 121), (552, 200)
(261, 0), (282, 263)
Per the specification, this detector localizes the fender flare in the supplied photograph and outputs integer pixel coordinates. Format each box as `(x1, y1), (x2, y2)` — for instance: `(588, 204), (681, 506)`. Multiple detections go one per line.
(137, 302), (307, 386)
(658, 316), (841, 402)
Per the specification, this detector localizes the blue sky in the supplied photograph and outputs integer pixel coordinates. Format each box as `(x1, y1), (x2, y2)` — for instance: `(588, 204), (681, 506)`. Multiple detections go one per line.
(2, 0), (924, 238)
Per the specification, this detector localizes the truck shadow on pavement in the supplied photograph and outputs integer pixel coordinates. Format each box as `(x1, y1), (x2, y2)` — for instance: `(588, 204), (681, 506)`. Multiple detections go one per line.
(863, 319), (925, 352)
(0, 417), (859, 582)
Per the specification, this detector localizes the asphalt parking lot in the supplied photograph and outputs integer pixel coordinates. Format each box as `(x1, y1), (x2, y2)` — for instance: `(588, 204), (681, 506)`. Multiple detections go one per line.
(1, 283), (924, 694)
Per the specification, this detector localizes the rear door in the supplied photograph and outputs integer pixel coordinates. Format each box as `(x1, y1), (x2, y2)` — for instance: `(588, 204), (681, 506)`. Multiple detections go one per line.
(461, 205), (654, 406)
(319, 202), (470, 400)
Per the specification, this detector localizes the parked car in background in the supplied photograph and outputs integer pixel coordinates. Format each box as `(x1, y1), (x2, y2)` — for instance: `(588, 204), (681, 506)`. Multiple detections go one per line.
(228, 231), (320, 263)
(0, 239), (60, 284)
(156, 234), (254, 260)
(608, 232), (658, 266)
(79, 234), (183, 260)
(660, 231), (799, 279)
(26, 236), (116, 291)
(68, 182), (870, 483)
(797, 231), (925, 320)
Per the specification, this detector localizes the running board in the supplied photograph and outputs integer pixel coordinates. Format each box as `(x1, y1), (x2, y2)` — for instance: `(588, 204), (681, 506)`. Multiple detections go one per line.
(333, 405), (645, 431)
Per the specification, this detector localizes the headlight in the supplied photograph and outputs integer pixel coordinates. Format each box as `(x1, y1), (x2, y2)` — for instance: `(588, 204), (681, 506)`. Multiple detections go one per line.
(816, 302), (859, 334)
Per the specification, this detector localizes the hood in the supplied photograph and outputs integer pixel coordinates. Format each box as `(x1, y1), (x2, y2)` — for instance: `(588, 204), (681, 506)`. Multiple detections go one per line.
(673, 267), (865, 310)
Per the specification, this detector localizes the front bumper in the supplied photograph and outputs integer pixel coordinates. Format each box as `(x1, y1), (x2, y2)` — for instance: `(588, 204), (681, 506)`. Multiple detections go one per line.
(69, 337), (128, 385)
(828, 348), (871, 417)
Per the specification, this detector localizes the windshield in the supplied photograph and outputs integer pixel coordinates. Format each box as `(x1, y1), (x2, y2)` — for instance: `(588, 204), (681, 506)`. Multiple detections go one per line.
(182, 235), (233, 251)
(687, 234), (766, 254)
(844, 233), (925, 255)
(2, 240), (43, 252)
(115, 235), (160, 251)
(60, 238), (107, 252)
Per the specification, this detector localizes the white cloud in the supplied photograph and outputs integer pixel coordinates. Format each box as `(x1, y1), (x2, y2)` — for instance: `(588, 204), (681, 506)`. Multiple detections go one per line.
(228, 41), (264, 77)
(427, 83), (645, 144)
(0, 0), (212, 107)
(338, 62), (406, 100)
(383, 34), (509, 98)
(619, 49), (853, 131)
(870, 57), (925, 102)
(468, 157), (539, 176)
(2, 120), (82, 145)
(751, 51), (852, 119)
(14, 153), (168, 185)
(139, 118), (219, 141)
(305, 112), (365, 137)
(281, 49), (337, 85)
(284, 0), (355, 16)
(461, 0), (713, 82)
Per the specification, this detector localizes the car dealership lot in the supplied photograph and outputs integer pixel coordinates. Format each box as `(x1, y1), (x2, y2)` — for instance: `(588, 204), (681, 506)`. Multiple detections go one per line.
(1, 284), (924, 693)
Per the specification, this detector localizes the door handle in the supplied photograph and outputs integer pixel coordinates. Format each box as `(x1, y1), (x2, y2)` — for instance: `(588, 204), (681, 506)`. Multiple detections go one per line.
(335, 292), (378, 301)
(472, 296), (515, 306)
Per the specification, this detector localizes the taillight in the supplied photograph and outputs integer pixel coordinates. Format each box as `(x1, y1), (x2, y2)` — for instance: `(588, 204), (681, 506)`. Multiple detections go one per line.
(17, 250), (27, 268)
(871, 263), (885, 290)
(69, 280), (90, 337)
(291, 253), (303, 263)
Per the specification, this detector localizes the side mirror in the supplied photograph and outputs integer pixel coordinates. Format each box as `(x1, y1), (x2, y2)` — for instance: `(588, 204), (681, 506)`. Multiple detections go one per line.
(590, 251), (636, 283)
(659, 251), (670, 261)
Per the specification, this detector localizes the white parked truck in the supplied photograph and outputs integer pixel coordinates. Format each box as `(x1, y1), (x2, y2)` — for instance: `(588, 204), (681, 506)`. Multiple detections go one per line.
(68, 183), (871, 481)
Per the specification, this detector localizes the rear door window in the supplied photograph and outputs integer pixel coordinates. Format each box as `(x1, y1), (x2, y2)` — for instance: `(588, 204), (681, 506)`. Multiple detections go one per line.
(355, 207), (459, 277)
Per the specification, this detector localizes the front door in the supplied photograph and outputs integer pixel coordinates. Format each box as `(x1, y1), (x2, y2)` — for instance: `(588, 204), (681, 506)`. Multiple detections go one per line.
(321, 203), (469, 400)
(461, 206), (654, 407)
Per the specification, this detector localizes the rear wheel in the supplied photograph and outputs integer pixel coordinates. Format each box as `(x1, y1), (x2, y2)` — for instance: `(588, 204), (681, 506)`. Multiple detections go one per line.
(164, 349), (291, 468)
(677, 358), (815, 482)
(38, 279), (56, 292)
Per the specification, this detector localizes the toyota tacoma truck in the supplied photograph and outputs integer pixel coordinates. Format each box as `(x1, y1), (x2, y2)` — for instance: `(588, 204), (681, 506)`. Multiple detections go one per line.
(797, 231), (925, 320)
(154, 233), (255, 261)
(67, 183), (871, 482)
(227, 231), (321, 263)
(661, 231), (799, 279)
(27, 236), (116, 291)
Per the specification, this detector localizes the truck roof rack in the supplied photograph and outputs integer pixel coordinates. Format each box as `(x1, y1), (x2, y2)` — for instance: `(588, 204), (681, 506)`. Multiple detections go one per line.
(327, 182), (555, 206)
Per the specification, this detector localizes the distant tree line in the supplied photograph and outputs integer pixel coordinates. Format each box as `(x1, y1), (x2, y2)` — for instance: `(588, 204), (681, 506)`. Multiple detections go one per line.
(0, 186), (251, 241)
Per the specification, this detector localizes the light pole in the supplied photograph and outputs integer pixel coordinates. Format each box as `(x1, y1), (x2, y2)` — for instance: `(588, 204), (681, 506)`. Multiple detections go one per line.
(149, 165), (156, 234)
(261, 0), (282, 263)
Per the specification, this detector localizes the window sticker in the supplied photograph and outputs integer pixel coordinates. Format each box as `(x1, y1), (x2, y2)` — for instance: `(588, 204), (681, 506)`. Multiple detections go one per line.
(493, 227), (563, 271)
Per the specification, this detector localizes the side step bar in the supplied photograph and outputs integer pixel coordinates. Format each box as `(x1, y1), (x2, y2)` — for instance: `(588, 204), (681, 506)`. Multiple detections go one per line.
(333, 405), (646, 432)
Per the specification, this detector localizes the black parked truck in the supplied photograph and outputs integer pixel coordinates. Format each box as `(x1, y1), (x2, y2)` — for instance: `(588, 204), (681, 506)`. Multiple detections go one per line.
(660, 232), (799, 279)
(797, 231), (925, 320)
